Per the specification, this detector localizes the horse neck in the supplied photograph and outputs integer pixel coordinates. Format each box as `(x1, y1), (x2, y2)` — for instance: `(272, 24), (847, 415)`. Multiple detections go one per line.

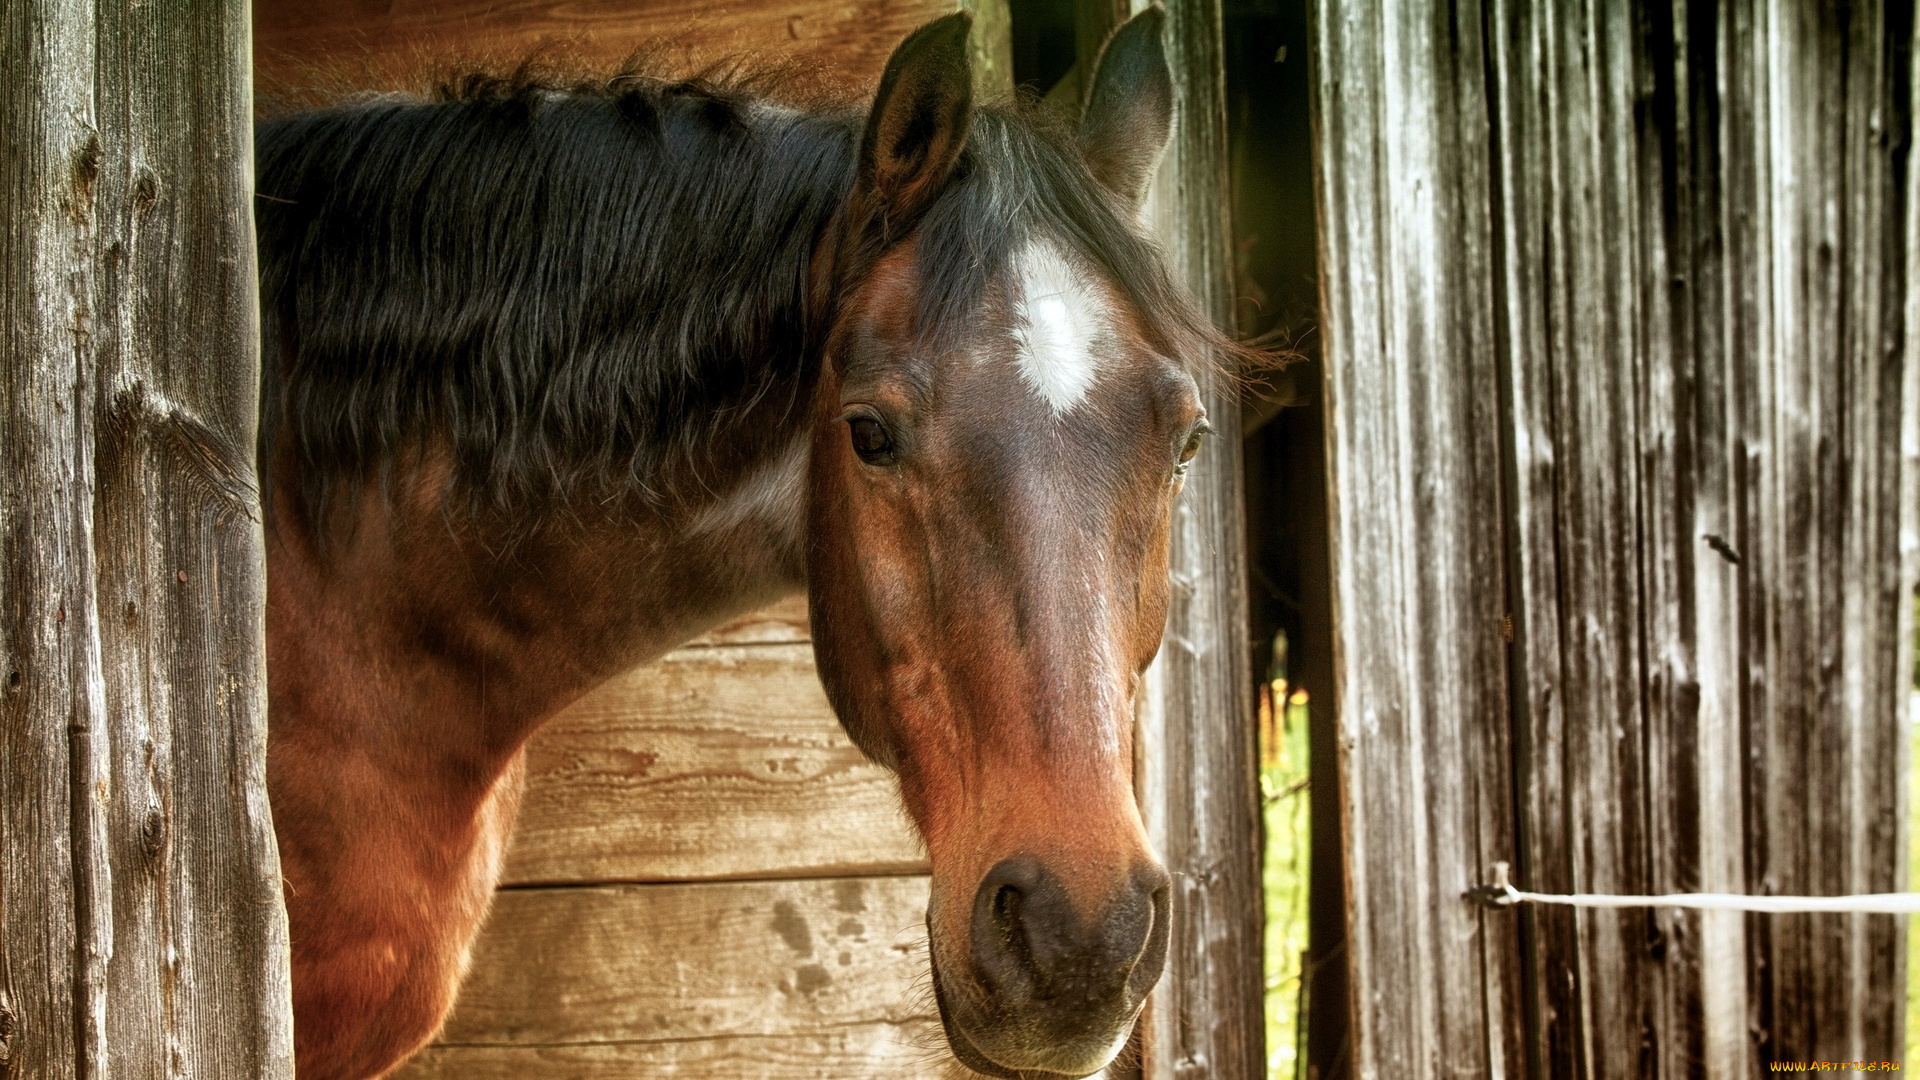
(262, 92), (866, 795)
(267, 408), (815, 795)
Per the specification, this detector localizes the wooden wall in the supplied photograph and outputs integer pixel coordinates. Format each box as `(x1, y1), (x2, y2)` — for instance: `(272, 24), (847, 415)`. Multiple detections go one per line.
(254, 0), (997, 100)
(1314, 0), (1917, 1077)
(389, 598), (949, 1078)
(2, 0), (291, 1077)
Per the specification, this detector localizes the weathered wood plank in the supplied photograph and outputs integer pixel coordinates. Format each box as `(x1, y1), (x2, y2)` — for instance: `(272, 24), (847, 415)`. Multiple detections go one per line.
(393, 1023), (952, 1080)
(1309, 2), (1528, 1080)
(1127, 1), (1264, 1078)
(1320, 0), (1915, 1075)
(962, 0), (1015, 99)
(1735, 0), (1912, 1062)
(2, 0), (292, 1077)
(1486, 3), (1701, 1075)
(1899, 0), (1920, 1045)
(1662, 5), (1751, 1071)
(413, 877), (936, 1049)
(0, 5), (97, 1074)
(503, 643), (924, 885)
(252, 0), (963, 99)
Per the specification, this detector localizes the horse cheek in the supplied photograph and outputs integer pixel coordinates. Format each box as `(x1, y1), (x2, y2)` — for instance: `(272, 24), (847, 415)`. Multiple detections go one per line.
(806, 430), (899, 768)
(1129, 505), (1176, 673)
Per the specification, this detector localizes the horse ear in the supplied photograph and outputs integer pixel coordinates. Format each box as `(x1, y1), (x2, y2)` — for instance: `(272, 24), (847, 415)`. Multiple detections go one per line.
(1077, 6), (1173, 210)
(850, 13), (974, 245)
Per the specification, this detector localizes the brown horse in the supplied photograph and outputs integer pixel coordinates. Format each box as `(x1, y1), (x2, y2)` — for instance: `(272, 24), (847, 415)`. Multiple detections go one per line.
(254, 9), (1240, 1078)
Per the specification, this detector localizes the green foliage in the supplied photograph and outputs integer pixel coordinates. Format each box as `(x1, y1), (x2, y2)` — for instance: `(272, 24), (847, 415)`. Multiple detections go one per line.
(1908, 594), (1918, 1065)
(1908, 684), (1918, 1067)
(1261, 682), (1311, 1079)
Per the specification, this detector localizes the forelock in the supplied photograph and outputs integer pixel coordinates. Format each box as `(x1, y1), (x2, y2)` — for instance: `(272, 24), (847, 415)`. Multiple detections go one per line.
(909, 108), (1235, 383)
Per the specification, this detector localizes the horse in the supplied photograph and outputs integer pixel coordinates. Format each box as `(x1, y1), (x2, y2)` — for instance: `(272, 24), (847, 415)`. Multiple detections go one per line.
(253, 9), (1246, 1078)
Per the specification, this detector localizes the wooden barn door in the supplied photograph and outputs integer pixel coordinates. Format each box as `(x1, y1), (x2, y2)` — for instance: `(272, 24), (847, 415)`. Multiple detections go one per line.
(1313, 1), (1918, 1077)
(0, 1), (293, 1078)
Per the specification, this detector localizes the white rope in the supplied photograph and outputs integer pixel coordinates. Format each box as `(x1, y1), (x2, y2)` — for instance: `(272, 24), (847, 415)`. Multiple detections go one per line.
(1470, 862), (1920, 916)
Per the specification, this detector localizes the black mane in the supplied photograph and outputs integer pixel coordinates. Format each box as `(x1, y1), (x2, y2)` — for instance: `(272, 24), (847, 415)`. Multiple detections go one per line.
(255, 64), (1236, 527)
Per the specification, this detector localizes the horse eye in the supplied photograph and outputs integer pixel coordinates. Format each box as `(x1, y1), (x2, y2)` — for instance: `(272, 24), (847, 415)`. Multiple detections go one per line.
(1177, 424), (1210, 468)
(1179, 433), (1204, 463)
(848, 416), (897, 466)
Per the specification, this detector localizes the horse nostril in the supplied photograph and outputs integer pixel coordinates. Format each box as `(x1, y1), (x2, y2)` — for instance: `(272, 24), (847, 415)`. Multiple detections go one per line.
(969, 856), (1171, 1013)
(991, 882), (1021, 930)
(971, 857), (1050, 998)
(988, 883), (1031, 959)
(955, 856), (1171, 1070)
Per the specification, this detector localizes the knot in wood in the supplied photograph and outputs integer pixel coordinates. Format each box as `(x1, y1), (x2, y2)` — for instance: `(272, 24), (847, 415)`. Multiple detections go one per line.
(142, 810), (167, 862)
(133, 167), (161, 216)
(68, 132), (102, 225)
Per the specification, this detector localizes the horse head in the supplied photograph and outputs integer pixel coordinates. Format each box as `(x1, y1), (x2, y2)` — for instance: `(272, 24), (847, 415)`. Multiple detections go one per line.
(807, 11), (1214, 1076)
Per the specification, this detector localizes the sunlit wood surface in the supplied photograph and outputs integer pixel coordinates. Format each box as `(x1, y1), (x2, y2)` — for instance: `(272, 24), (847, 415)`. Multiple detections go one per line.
(253, 0), (947, 99)
(398, 876), (947, 1079)
(503, 636), (925, 887)
(384, 599), (945, 1079)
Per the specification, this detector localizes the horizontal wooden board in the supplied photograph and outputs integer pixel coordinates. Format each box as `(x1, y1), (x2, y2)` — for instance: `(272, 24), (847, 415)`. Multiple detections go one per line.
(687, 593), (810, 647)
(392, 1021), (951, 1079)
(253, 0), (957, 100)
(503, 643), (925, 885)
(423, 877), (937, 1048)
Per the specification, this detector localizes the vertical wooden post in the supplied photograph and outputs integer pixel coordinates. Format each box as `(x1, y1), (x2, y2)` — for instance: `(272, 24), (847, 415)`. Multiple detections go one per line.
(0, 1), (293, 1077)
(1902, 0), (1920, 999)
(1129, 0), (1265, 1077)
(1, 3), (101, 1072)
(1731, 0), (1913, 1061)
(1308, 2), (1530, 1078)
(960, 0), (1015, 99)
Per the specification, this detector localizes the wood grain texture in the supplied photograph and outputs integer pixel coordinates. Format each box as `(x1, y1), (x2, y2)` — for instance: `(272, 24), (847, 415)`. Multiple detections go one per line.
(392, 877), (939, 1051)
(1309, 2), (1528, 1079)
(1729, 1), (1912, 1063)
(391, 1023), (954, 1080)
(503, 643), (925, 886)
(1315, 0), (1916, 1075)
(1486, 2), (1713, 1072)
(1901, 4), (1920, 1043)
(1490, 0), (1913, 1070)
(1, 0), (293, 1077)
(0, 4), (96, 1073)
(1128, 0), (1264, 1077)
(252, 0), (961, 100)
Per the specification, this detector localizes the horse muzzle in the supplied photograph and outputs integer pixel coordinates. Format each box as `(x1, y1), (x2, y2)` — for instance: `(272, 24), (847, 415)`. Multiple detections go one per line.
(930, 855), (1171, 1078)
